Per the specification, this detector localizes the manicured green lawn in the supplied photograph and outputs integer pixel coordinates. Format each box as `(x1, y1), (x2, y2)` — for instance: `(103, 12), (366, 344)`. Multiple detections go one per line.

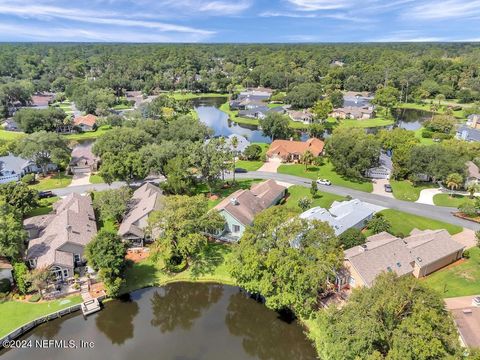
(332, 117), (395, 129)
(169, 92), (228, 100)
(111, 104), (133, 110)
(425, 247), (480, 298)
(413, 127), (436, 145)
(278, 162), (373, 193)
(122, 242), (234, 294)
(0, 295), (82, 338)
(24, 196), (59, 218)
(235, 142), (269, 171)
(63, 125), (112, 141)
(374, 209), (462, 237)
(89, 173), (105, 184)
(283, 185), (346, 212)
(397, 102), (467, 119)
(30, 174), (72, 191)
(390, 180), (435, 202)
(433, 194), (476, 208)
(0, 129), (24, 140)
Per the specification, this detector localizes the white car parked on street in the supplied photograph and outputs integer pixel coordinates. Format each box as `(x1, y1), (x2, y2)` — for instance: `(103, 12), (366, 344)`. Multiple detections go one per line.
(316, 179), (331, 186)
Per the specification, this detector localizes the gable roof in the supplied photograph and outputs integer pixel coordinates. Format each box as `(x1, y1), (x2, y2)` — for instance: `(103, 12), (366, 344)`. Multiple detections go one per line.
(74, 114), (97, 127)
(466, 161), (480, 179)
(300, 199), (376, 236)
(0, 153), (33, 175)
(458, 125), (480, 142)
(118, 183), (164, 238)
(214, 180), (286, 226)
(345, 229), (464, 287)
(26, 193), (97, 269)
(266, 138), (324, 158)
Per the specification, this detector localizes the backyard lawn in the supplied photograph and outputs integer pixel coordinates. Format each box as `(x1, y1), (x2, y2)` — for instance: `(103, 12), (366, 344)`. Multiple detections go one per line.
(63, 125), (112, 141)
(390, 180), (435, 202)
(24, 196), (59, 218)
(278, 162), (373, 192)
(0, 295), (82, 338)
(425, 247), (480, 298)
(331, 117), (395, 129)
(413, 128), (436, 145)
(0, 129), (24, 140)
(283, 185), (346, 212)
(433, 194), (476, 208)
(30, 174), (72, 191)
(89, 173), (105, 184)
(373, 209), (463, 237)
(122, 242), (234, 294)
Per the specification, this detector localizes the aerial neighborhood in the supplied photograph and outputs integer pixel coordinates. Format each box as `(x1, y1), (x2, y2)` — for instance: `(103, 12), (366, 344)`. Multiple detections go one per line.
(1, 43), (480, 360)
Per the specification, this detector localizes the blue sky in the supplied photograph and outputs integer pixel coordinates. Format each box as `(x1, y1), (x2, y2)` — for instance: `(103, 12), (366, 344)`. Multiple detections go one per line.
(0, 0), (479, 43)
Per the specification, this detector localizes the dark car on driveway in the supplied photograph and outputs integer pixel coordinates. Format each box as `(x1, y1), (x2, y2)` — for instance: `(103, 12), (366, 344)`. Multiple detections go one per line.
(38, 190), (55, 199)
(384, 184), (393, 193)
(234, 168), (248, 173)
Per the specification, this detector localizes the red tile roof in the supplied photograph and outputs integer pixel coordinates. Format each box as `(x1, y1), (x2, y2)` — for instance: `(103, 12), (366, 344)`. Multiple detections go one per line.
(74, 114), (97, 127)
(266, 138), (324, 158)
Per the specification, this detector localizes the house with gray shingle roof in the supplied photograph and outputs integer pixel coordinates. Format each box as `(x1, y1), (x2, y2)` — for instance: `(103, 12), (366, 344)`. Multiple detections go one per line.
(118, 183), (164, 247)
(25, 193), (97, 282)
(339, 229), (464, 288)
(299, 199), (378, 236)
(0, 153), (57, 184)
(457, 125), (480, 143)
(212, 180), (286, 242)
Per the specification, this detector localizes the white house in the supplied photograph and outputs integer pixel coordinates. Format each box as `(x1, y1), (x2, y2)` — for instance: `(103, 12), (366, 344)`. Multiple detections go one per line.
(0, 154), (57, 184)
(365, 153), (393, 179)
(299, 199), (379, 236)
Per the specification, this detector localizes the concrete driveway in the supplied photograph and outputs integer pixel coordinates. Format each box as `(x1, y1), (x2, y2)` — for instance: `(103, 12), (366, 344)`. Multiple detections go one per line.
(416, 188), (441, 205)
(453, 229), (478, 249)
(371, 179), (394, 198)
(258, 157), (282, 173)
(68, 172), (91, 187)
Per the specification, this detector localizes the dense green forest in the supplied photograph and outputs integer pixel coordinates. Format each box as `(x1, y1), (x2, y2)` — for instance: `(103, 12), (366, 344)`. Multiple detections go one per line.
(1, 43), (480, 117)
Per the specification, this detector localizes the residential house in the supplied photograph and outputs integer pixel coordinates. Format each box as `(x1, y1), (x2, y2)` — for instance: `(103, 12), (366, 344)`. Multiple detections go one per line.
(125, 90), (144, 108)
(266, 138), (324, 162)
(288, 109), (314, 124)
(226, 134), (250, 154)
(365, 153), (393, 179)
(342, 91), (374, 108)
(238, 106), (269, 120)
(230, 87), (272, 110)
(0, 257), (13, 283)
(330, 106), (375, 120)
(0, 153), (57, 184)
(457, 125), (480, 143)
(339, 229), (464, 288)
(118, 183), (164, 247)
(30, 92), (55, 109)
(74, 114), (97, 132)
(466, 161), (480, 187)
(2, 118), (19, 131)
(25, 193), (97, 282)
(213, 180), (286, 242)
(70, 142), (99, 173)
(299, 199), (378, 236)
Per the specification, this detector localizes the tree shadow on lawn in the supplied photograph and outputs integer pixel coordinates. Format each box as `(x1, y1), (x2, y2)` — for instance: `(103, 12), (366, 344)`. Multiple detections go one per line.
(122, 260), (158, 294)
(189, 243), (230, 279)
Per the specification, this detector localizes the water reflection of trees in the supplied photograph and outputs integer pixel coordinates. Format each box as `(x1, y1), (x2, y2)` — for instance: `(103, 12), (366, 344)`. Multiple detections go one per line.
(150, 283), (223, 333)
(225, 292), (317, 360)
(96, 297), (139, 345)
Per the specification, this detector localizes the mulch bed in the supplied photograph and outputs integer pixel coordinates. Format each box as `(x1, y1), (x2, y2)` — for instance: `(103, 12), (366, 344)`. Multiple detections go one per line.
(126, 249), (150, 263)
(453, 212), (480, 224)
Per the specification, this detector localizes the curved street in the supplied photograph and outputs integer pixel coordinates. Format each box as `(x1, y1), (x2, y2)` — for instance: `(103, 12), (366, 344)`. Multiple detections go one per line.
(50, 171), (480, 231)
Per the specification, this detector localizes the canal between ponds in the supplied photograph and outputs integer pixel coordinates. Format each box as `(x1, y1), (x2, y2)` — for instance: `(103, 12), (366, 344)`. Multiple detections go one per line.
(0, 283), (317, 360)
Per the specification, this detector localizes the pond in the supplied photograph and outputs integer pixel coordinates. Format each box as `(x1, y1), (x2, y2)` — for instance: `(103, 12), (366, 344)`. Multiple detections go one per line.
(393, 108), (433, 131)
(0, 283), (317, 360)
(192, 97), (274, 143)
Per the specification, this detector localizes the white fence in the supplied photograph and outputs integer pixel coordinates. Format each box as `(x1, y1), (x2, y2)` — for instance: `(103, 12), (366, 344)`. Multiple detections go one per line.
(0, 303), (81, 347)
(0, 174), (20, 184)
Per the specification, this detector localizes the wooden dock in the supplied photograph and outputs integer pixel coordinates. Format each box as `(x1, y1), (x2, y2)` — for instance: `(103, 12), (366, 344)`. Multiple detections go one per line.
(81, 298), (101, 316)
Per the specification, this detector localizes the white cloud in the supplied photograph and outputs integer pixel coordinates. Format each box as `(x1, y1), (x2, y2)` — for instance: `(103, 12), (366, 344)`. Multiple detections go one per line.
(148, 0), (252, 15)
(405, 0), (480, 20)
(0, 3), (214, 36)
(370, 30), (445, 42)
(287, 0), (349, 11)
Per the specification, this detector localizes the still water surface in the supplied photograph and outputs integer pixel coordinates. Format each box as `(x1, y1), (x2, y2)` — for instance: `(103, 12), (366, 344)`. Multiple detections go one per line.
(0, 283), (317, 360)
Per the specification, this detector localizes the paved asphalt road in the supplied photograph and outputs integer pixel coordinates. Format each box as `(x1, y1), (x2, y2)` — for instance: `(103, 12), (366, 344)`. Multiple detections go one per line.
(52, 171), (480, 231)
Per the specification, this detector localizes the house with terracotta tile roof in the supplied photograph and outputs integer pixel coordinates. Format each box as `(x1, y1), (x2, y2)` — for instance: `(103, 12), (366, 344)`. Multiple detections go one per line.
(73, 114), (98, 132)
(338, 229), (464, 289)
(212, 180), (286, 242)
(266, 138), (324, 163)
(118, 183), (164, 247)
(25, 193), (97, 282)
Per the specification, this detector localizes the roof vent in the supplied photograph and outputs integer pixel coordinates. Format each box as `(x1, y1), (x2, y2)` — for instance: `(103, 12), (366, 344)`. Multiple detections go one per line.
(417, 256), (423, 263)
(360, 244), (367, 252)
(230, 197), (239, 206)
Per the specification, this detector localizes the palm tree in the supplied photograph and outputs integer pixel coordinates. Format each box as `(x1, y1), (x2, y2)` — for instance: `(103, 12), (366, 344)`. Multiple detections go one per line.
(230, 136), (239, 184)
(300, 150), (315, 171)
(435, 94), (446, 106)
(445, 173), (463, 197)
(467, 183), (479, 199)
